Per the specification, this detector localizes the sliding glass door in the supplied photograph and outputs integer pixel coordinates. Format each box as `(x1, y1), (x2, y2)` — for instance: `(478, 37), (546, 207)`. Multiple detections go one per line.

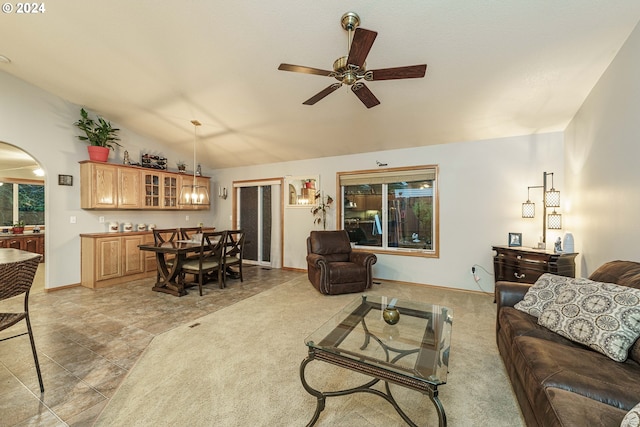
(235, 180), (281, 268)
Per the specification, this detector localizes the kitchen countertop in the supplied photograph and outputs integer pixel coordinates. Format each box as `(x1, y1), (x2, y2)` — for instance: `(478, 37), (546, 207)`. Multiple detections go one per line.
(0, 231), (45, 237)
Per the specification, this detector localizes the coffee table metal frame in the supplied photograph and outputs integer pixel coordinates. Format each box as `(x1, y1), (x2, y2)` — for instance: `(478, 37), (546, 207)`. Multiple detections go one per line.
(300, 296), (451, 427)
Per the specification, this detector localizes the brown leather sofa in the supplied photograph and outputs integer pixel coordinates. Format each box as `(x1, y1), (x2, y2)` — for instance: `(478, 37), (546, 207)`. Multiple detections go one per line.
(496, 260), (640, 426)
(306, 230), (377, 295)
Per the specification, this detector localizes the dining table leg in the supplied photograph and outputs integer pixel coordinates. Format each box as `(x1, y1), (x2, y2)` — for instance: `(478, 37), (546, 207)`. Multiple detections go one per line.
(152, 252), (187, 296)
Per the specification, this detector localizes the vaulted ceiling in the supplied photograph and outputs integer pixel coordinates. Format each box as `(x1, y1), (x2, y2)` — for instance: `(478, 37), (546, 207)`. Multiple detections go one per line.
(1, 1), (639, 169)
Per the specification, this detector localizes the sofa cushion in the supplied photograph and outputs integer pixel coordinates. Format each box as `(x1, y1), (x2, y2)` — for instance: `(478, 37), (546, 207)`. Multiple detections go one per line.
(500, 307), (586, 349)
(621, 401), (640, 427)
(589, 261), (640, 290)
(545, 387), (627, 427)
(511, 336), (640, 413)
(514, 273), (592, 317)
(538, 281), (640, 362)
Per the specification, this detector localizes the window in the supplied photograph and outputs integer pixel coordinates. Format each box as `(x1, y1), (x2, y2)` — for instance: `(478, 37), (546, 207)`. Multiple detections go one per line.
(339, 165), (438, 257)
(0, 181), (45, 226)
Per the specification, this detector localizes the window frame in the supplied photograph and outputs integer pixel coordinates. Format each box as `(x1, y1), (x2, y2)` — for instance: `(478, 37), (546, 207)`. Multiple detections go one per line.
(337, 165), (439, 258)
(0, 178), (45, 227)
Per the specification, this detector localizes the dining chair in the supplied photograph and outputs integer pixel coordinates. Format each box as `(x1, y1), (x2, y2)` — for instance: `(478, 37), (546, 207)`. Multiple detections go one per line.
(179, 227), (203, 242)
(223, 229), (245, 287)
(0, 253), (44, 392)
(152, 228), (179, 281)
(180, 230), (227, 296)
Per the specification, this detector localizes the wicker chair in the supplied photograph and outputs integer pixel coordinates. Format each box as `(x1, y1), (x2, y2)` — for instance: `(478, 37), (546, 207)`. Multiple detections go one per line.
(306, 230), (377, 295)
(0, 250), (44, 392)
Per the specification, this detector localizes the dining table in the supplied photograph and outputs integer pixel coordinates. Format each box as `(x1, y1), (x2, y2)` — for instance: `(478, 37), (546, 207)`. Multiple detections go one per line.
(138, 240), (204, 297)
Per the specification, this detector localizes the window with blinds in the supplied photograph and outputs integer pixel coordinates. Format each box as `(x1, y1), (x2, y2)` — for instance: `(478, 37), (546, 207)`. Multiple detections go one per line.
(339, 165), (438, 257)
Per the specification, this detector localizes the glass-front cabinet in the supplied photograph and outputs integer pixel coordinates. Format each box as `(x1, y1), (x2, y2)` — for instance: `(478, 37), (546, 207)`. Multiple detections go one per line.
(143, 172), (161, 208)
(163, 175), (178, 209)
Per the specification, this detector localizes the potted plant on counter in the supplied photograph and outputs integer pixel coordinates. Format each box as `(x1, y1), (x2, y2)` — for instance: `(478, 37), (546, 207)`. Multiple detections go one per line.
(12, 220), (25, 234)
(74, 108), (121, 162)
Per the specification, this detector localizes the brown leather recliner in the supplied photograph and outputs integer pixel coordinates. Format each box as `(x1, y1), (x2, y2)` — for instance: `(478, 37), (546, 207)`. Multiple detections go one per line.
(306, 230), (377, 295)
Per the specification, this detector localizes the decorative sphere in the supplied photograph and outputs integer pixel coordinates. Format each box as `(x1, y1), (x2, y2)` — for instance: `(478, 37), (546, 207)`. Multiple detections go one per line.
(383, 307), (400, 325)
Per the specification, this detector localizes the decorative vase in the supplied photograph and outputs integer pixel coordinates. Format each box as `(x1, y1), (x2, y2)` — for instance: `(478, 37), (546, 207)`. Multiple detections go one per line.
(87, 146), (109, 162)
(563, 232), (575, 253)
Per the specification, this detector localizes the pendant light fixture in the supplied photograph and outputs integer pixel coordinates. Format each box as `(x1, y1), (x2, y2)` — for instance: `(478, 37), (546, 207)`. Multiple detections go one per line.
(179, 120), (210, 206)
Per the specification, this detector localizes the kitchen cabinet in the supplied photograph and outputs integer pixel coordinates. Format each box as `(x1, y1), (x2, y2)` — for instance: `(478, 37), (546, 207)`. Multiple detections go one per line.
(80, 232), (154, 288)
(0, 233), (45, 262)
(81, 162), (118, 209)
(80, 161), (210, 210)
(118, 167), (142, 209)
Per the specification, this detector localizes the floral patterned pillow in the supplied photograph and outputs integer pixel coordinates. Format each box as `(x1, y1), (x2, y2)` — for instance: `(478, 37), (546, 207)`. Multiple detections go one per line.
(538, 281), (640, 362)
(514, 274), (593, 317)
(622, 402), (640, 427)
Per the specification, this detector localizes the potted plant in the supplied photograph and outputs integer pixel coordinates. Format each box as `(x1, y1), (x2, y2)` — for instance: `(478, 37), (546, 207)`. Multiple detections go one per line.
(74, 108), (121, 162)
(311, 192), (334, 230)
(176, 161), (187, 173)
(12, 220), (25, 234)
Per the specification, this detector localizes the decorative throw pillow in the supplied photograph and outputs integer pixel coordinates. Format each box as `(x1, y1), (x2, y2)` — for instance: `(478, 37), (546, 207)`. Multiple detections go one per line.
(514, 274), (594, 317)
(538, 281), (640, 362)
(621, 401), (640, 427)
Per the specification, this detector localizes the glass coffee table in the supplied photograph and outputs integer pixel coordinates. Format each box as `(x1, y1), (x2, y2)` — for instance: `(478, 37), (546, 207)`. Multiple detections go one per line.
(301, 295), (453, 427)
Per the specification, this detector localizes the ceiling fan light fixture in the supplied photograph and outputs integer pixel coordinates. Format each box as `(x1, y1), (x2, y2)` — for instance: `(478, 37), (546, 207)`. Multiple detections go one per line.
(278, 11), (427, 107)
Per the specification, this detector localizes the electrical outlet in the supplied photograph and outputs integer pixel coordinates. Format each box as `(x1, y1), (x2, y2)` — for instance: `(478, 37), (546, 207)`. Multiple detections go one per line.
(185, 215), (189, 221)
(70, 216), (77, 224)
(99, 216), (105, 223)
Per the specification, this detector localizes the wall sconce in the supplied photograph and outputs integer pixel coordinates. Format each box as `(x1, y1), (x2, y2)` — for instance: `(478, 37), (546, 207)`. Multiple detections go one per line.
(521, 171), (562, 244)
(218, 187), (227, 199)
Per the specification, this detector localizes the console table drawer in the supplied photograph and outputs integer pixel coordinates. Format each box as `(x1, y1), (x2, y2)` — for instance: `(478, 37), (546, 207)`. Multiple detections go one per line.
(492, 245), (578, 285)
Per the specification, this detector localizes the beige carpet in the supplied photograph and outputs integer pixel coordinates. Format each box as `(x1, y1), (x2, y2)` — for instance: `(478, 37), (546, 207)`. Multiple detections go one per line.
(95, 276), (525, 426)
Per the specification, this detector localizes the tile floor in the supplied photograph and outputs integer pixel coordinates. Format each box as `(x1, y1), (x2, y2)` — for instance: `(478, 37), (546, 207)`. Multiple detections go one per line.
(0, 265), (301, 426)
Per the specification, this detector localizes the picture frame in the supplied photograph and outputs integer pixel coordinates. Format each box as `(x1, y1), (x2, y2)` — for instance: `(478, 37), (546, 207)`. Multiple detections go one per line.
(508, 232), (522, 247)
(285, 175), (319, 207)
(58, 174), (73, 186)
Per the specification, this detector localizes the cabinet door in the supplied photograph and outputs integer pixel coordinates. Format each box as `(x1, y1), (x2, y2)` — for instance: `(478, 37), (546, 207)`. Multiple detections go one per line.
(118, 168), (142, 209)
(89, 163), (119, 208)
(6, 238), (23, 249)
(96, 237), (122, 280)
(142, 234), (157, 272)
(122, 235), (145, 276)
(163, 174), (179, 209)
(143, 172), (162, 208)
(23, 236), (39, 253)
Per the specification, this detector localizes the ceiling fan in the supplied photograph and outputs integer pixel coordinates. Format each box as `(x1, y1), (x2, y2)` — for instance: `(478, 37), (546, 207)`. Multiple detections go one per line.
(278, 12), (427, 108)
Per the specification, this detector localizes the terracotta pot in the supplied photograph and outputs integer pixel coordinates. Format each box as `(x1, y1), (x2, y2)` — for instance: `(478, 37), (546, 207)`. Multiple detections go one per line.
(87, 146), (110, 162)
(12, 227), (24, 234)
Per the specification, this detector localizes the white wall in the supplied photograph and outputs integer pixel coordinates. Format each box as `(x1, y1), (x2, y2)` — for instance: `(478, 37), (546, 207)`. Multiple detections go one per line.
(1, 67), (567, 293)
(213, 132), (564, 292)
(565, 22), (640, 276)
(0, 71), (215, 289)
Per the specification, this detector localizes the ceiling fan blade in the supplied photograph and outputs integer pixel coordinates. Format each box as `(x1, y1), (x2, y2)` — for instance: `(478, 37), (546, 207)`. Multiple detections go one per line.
(278, 63), (333, 77)
(368, 64), (427, 81)
(347, 28), (378, 69)
(351, 83), (380, 108)
(303, 83), (342, 105)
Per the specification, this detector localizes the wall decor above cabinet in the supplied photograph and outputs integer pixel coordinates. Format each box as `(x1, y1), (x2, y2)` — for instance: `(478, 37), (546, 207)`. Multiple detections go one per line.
(79, 161), (210, 210)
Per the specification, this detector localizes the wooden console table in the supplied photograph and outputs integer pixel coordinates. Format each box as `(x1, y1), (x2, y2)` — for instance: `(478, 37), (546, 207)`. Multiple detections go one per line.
(492, 245), (578, 286)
